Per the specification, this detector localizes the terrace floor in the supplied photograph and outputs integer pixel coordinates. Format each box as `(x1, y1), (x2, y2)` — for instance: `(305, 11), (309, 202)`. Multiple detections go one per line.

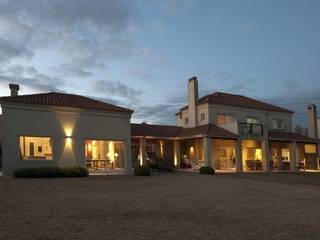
(1, 172), (320, 240)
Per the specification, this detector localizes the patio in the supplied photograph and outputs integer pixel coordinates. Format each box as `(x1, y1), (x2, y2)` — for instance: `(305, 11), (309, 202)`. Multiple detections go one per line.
(1, 172), (320, 240)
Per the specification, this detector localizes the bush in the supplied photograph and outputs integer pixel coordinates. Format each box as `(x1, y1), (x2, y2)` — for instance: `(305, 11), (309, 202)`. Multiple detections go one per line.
(14, 166), (88, 178)
(63, 167), (89, 177)
(134, 165), (151, 176)
(199, 166), (215, 175)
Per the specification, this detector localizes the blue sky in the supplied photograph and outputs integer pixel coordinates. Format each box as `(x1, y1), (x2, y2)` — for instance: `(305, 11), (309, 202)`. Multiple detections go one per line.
(0, 0), (319, 126)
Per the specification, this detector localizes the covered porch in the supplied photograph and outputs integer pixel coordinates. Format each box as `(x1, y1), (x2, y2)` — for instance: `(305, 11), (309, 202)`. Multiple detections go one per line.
(269, 131), (319, 172)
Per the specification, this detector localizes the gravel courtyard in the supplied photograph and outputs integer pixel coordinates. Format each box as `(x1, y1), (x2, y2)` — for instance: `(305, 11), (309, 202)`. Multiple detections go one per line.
(1, 172), (320, 240)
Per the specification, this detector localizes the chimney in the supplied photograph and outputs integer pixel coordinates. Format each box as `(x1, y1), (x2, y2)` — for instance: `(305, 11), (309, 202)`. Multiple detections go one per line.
(188, 76), (199, 127)
(307, 104), (318, 139)
(9, 84), (19, 96)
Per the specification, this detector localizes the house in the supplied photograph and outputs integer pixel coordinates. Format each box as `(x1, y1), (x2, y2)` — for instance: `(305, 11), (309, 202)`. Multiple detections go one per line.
(0, 84), (133, 175)
(131, 77), (319, 172)
(0, 78), (319, 175)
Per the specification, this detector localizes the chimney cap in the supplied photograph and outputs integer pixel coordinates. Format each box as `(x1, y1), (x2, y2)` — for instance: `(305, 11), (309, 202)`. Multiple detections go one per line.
(188, 76), (197, 82)
(9, 83), (20, 90)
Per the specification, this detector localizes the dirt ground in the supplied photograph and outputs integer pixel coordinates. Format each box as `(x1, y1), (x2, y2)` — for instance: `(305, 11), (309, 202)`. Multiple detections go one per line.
(1, 172), (320, 240)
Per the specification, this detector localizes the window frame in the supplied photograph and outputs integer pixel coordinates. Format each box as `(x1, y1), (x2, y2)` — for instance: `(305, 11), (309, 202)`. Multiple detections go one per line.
(200, 113), (205, 122)
(19, 135), (54, 161)
(272, 119), (285, 130)
(217, 114), (236, 125)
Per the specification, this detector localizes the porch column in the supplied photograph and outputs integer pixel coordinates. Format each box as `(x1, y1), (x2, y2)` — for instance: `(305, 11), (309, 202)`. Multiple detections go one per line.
(235, 139), (243, 172)
(139, 138), (146, 166)
(124, 140), (132, 174)
(203, 137), (212, 167)
(262, 139), (270, 172)
(174, 140), (180, 167)
(262, 124), (270, 172)
(289, 142), (298, 171)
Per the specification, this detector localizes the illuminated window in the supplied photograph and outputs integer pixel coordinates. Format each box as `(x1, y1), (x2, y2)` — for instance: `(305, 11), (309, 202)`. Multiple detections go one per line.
(272, 119), (285, 129)
(85, 140), (125, 170)
(305, 144), (316, 154)
(281, 148), (290, 161)
(20, 136), (53, 160)
(217, 114), (236, 125)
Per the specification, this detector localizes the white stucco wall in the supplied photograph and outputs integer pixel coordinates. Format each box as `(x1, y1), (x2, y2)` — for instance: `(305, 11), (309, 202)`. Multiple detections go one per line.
(176, 103), (293, 133)
(1, 103), (132, 175)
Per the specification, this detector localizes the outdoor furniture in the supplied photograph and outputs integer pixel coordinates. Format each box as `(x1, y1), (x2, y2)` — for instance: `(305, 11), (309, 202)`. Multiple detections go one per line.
(245, 160), (255, 170)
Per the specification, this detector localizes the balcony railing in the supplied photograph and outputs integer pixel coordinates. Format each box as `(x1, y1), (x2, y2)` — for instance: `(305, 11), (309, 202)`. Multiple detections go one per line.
(239, 122), (264, 139)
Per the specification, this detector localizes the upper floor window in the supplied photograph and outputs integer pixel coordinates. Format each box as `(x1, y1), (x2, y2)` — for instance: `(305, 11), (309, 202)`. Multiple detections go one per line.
(20, 136), (53, 160)
(272, 119), (285, 129)
(246, 117), (259, 124)
(217, 114), (236, 125)
(185, 117), (189, 125)
(200, 113), (205, 122)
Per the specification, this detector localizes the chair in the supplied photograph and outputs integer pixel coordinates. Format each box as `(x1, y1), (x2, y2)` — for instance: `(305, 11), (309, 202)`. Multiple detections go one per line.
(246, 160), (255, 171)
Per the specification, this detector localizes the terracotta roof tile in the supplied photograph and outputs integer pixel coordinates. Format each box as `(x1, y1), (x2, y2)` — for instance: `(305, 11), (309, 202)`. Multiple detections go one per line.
(131, 123), (181, 138)
(131, 123), (238, 139)
(178, 124), (238, 139)
(177, 92), (293, 114)
(0, 92), (133, 113)
(269, 131), (317, 143)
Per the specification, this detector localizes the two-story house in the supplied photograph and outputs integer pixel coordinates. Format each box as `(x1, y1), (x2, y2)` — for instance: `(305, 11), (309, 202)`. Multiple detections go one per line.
(0, 78), (318, 175)
(132, 77), (319, 172)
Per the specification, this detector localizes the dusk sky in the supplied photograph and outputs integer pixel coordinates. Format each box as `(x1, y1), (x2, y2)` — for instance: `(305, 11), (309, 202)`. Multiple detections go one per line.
(0, 0), (319, 126)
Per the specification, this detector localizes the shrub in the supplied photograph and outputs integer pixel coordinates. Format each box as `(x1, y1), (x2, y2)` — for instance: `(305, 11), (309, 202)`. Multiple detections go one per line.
(134, 165), (151, 176)
(14, 166), (88, 178)
(63, 167), (88, 177)
(199, 166), (215, 175)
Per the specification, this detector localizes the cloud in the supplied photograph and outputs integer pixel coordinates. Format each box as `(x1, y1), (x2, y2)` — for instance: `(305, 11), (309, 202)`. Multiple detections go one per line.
(0, 64), (65, 93)
(133, 103), (179, 124)
(91, 79), (144, 103)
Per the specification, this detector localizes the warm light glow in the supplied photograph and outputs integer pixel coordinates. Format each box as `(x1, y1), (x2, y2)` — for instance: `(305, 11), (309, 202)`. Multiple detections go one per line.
(190, 146), (194, 154)
(160, 140), (164, 157)
(64, 127), (73, 137)
(108, 141), (115, 162)
(255, 149), (262, 160)
(174, 155), (178, 166)
(66, 136), (72, 147)
(305, 144), (317, 154)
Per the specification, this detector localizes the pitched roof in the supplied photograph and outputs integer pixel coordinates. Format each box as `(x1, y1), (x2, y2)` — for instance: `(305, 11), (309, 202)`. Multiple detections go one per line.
(269, 131), (318, 143)
(131, 122), (238, 139)
(177, 92), (293, 114)
(131, 123), (181, 138)
(0, 92), (133, 113)
(178, 124), (238, 139)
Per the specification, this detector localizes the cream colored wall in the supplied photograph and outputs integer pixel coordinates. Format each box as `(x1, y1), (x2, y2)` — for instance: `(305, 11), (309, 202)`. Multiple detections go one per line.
(176, 103), (292, 132)
(1, 103), (132, 174)
(209, 104), (293, 132)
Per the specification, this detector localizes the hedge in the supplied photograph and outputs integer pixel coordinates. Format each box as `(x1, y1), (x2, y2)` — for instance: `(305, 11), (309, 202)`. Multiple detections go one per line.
(14, 166), (88, 178)
(199, 166), (215, 175)
(134, 165), (151, 176)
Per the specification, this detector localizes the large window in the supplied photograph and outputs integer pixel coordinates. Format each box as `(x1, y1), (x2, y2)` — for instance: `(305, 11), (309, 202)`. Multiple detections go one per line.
(85, 140), (125, 170)
(272, 119), (285, 130)
(217, 114), (236, 125)
(20, 136), (53, 160)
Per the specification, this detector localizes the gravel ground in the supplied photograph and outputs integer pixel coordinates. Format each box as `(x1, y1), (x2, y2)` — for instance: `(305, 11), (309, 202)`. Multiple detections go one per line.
(1, 172), (320, 240)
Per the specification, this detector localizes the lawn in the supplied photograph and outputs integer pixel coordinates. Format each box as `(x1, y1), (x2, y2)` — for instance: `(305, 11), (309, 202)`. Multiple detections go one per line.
(1, 172), (320, 240)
